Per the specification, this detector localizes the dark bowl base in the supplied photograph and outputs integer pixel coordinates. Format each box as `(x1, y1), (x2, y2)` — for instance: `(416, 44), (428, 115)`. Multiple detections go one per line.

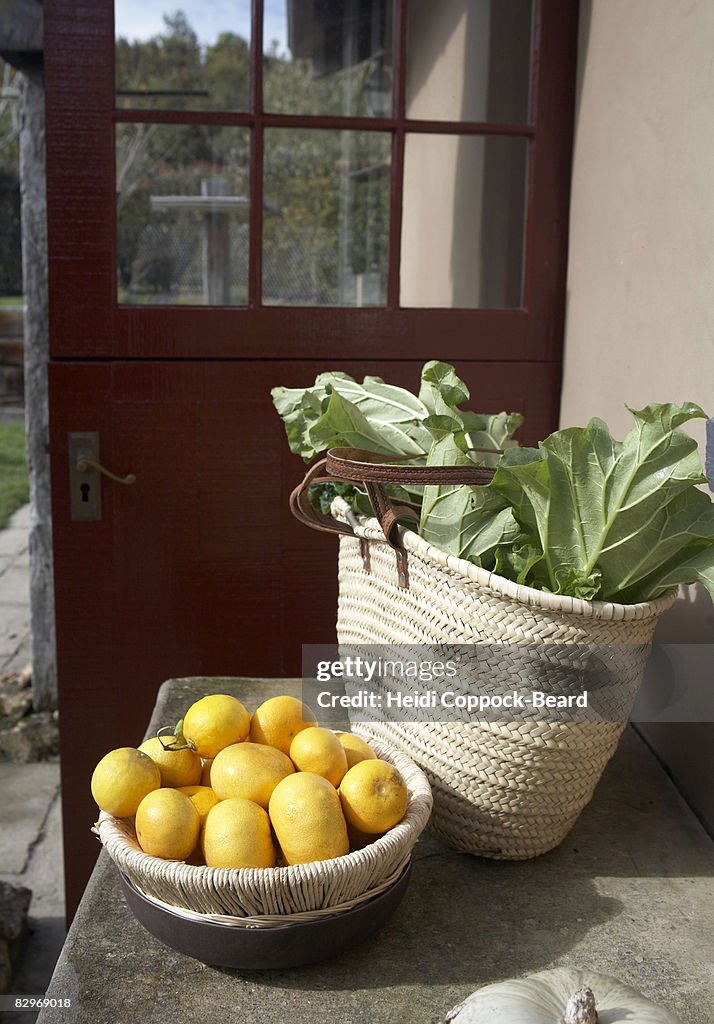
(119, 861), (412, 970)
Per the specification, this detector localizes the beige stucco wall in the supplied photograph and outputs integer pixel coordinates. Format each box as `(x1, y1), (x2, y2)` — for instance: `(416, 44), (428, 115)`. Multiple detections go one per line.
(562, 0), (714, 449)
(562, 0), (714, 828)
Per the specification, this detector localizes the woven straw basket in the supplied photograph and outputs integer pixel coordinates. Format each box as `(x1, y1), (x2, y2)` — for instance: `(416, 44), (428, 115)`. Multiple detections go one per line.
(331, 498), (676, 859)
(95, 737), (432, 923)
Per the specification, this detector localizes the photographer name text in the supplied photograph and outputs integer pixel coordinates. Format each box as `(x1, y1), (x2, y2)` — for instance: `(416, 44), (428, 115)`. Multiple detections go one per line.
(316, 689), (589, 712)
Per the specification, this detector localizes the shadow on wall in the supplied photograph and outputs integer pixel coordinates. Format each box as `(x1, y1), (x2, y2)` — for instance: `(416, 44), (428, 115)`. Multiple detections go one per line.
(638, 584), (714, 836)
(653, 584), (714, 645)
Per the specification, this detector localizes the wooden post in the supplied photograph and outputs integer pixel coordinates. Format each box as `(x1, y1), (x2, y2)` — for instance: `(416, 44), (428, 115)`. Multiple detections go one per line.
(201, 177), (231, 305)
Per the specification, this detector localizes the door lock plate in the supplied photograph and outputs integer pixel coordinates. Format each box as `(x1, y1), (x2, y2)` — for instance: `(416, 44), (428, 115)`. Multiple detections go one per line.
(68, 432), (102, 521)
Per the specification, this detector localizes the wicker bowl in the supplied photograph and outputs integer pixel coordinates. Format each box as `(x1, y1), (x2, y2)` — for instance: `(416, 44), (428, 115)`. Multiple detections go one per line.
(95, 736), (432, 921)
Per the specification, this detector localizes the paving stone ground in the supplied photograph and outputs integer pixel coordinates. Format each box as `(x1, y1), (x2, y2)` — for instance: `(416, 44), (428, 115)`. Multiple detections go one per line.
(0, 505), (65, 1020)
(0, 504), (32, 676)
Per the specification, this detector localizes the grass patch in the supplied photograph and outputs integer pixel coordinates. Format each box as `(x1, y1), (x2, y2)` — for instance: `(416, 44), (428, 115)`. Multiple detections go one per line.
(0, 423), (29, 528)
(0, 296), (23, 307)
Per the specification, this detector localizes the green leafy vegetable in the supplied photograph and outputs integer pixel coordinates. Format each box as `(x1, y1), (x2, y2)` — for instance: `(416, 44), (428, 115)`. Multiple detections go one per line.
(419, 361), (524, 466)
(271, 362), (522, 467)
(490, 402), (714, 602)
(419, 435), (520, 566)
(309, 389), (428, 458)
(271, 371), (433, 461)
(274, 365), (714, 605)
(307, 482), (364, 517)
(273, 363), (524, 533)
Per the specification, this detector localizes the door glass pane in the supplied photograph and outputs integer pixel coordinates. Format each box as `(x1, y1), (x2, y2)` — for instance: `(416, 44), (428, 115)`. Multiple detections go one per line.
(263, 0), (393, 117)
(400, 134), (527, 309)
(115, 1), (251, 111)
(116, 124), (250, 305)
(263, 128), (390, 306)
(406, 0), (532, 123)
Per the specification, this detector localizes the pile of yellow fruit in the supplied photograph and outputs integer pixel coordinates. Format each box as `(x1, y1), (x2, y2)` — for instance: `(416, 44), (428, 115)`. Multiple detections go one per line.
(91, 693), (409, 869)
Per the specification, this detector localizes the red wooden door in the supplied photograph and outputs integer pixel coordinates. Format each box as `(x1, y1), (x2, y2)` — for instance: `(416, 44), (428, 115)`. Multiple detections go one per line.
(44, 0), (578, 916)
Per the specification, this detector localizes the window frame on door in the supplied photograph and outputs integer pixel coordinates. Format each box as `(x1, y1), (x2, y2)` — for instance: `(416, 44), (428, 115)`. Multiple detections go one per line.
(44, 0), (578, 363)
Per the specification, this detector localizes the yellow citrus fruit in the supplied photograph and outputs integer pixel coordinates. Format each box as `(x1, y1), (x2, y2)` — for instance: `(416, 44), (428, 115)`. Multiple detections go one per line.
(289, 727), (348, 787)
(138, 736), (202, 788)
(269, 772), (349, 865)
(177, 785), (220, 866)
(249, 695), (317, 755)
(335, 732), (377, 770)
(200, 758), (214, 786)
(177, 785), (220, 825)
(91, 747), (161, 818)
(135, 788), (200, 861)
(202, 798), (276, 869)
(210, 742), (294, 808)
(182, 694), (251, 759)
(339, 759), (408, 834)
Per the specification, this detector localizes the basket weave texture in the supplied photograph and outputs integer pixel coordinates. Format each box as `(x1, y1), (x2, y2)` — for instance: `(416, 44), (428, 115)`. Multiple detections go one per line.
(332, 499), (676, 860)
(96, 737), (432, 920)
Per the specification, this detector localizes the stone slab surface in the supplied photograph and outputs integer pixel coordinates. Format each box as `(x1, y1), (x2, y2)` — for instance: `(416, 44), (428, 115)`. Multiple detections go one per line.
(0, 567), (30, 605)
(39, 678), (714, 1024)
(0, 530), (27, 560)
(0, 606), (30, 659)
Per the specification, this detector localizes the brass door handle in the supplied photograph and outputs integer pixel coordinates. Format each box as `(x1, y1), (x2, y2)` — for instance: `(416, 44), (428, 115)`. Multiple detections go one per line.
(68, 431), (135, 521)
(75, 457), (136, 485)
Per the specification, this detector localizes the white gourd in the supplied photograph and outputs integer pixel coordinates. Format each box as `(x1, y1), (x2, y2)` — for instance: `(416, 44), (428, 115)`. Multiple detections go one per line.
(444, 968), (683, 1024)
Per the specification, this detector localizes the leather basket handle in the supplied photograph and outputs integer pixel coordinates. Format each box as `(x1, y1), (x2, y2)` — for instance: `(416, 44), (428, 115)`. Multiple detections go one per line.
(289, 458), (358, 539)
(325, 447), (497, 487)
(290, 447), (498, 588)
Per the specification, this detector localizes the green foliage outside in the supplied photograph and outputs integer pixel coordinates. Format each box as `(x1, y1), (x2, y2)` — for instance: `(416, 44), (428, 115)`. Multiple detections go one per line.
(115, 11), (390, 306)
(0, 423), (29, 529)
(1, 10), (392, 305)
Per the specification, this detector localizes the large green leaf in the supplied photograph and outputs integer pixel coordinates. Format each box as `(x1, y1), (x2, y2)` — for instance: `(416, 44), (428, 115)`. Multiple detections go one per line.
(645, 545), (714, 601)
(491, 402), (714, 602)
(307, 390), (427, 457)
(614, 488), (714, 602)
(272, 371), (434, 461)
(460, 410), (525, 466)
(418, 360), (471, 415)
(270, 386), (327, 460)
(419, 434), (520, 568)
(418, 361), (523, 463)
(323, 373), (430, 426)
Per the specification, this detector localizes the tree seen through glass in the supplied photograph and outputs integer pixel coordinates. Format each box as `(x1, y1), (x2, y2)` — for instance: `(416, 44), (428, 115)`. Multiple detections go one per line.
(115, 7), (390, 306)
